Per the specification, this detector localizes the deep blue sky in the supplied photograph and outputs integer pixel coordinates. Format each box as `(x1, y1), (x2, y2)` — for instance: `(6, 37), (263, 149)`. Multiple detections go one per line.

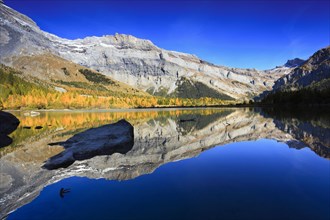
(5, 0), (330, 69)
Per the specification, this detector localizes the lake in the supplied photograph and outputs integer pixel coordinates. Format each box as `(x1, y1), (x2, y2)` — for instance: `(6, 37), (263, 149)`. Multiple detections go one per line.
(1, 107), (329, 220)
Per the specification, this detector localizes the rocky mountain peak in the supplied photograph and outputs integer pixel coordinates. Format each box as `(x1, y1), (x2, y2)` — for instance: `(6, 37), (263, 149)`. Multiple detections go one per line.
(108, 33), (157, 50)
(308, 46), (330, 65)
(284, 58), (305, 68)
(272, 46), (330, 90)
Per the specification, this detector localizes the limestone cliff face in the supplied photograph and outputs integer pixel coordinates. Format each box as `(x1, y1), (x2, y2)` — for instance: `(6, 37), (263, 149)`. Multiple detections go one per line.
(55, 34), (290, 99)
(0, 4), (51, 56)
(0, 4), (291, 100)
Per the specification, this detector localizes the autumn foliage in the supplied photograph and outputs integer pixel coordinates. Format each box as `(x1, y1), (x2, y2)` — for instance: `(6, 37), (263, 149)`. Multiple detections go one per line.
(0, 65), (230, 110)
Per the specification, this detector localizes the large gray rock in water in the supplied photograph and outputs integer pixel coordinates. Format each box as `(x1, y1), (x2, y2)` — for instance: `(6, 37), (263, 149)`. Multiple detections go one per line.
(43, 119), (134, 170)
(0, 111), (20, 148)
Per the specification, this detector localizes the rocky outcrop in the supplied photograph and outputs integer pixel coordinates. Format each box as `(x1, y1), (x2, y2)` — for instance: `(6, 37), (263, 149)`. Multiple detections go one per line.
(0, 111), (19, 148)
(43, 119), (134, 170)
(272, 46), (330, 91)
(0, 4), (292, 100)
(256, 46), (330, 102)
(283, 58), (305, 68)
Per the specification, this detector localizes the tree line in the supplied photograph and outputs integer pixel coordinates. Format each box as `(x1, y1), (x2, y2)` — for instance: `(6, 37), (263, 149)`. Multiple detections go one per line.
(0, 65), (230, 109)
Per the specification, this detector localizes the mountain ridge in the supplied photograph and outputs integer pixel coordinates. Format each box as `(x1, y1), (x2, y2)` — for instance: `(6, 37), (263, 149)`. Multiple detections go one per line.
(283, 58), (305, 68)
(272, 46), (330, 91)
(259, 46), (330, 104)
(0, 3), (294, 100)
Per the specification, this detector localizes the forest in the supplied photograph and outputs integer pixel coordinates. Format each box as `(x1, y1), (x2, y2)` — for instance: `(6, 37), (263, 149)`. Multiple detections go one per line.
(0, 65), (231, 109)
(261, 80), (330, 105)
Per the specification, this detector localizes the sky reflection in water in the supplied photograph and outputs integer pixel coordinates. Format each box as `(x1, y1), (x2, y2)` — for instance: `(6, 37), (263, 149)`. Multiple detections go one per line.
(9, 140), (330, 220)
(2, 108), (330, 220)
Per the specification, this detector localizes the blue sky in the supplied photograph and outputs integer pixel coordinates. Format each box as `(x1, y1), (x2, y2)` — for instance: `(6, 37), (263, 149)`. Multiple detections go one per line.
(5, 0), (330, 69)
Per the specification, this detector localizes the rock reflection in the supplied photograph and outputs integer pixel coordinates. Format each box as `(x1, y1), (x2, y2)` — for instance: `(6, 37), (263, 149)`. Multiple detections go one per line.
(260, 107), (330, 159)
(0, 107), (329, 218)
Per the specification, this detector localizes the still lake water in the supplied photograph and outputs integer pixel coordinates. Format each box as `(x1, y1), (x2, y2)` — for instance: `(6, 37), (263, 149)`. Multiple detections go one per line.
(1, 108), (329, 220)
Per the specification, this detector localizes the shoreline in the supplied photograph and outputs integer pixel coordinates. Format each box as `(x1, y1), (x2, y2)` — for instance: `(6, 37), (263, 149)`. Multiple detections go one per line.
(4, 106), (235, 113)
(3, 103), (330, 113)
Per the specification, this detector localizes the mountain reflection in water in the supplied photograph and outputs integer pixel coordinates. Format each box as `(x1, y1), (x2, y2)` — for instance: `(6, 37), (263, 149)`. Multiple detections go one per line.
(0, 107), (329, 219)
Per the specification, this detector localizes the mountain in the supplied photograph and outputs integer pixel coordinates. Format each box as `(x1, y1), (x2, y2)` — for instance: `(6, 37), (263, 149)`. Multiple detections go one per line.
(260, 46), (330, 104)
(0, 3), (292, 100)
(273, 46), (330, 90)
(283, 58), (305, 68)
(7, 54), (149, 96)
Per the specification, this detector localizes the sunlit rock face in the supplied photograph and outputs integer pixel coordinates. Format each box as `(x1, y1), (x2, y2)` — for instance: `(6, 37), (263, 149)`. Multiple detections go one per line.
(272, 47), (330, 91)
(3, 107), (329, 218)
(0, 4), (292, 100)
(254, 46), (330, 102)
